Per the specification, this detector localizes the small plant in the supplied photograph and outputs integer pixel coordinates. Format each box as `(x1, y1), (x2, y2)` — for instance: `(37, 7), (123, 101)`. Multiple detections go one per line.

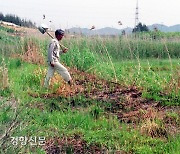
(89, 105), (103, 120)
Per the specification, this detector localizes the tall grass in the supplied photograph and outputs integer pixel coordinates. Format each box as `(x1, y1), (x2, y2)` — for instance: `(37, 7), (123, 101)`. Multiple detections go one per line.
(63, 35), (180, 61)
(0, 31), (21, 57)
(60, 35), (180, 104)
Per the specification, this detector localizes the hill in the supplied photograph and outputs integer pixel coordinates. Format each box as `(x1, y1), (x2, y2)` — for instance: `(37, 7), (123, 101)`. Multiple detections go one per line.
(67, 24), (180, 35)
(148, 24), (180, 32)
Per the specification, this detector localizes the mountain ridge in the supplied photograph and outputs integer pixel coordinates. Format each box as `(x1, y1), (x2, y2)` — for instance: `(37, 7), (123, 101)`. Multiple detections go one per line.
(67, 24), (180, 35)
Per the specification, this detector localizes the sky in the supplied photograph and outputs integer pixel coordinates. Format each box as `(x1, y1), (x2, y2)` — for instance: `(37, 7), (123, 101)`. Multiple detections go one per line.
(0, 0), (180, 30)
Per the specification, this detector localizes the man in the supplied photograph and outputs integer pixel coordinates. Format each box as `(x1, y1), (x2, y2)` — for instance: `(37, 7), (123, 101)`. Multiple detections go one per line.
(44, 29), (72, 87)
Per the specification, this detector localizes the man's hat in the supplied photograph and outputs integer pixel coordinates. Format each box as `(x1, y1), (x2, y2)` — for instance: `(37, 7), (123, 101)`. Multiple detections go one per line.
(55, 29), (64, 36)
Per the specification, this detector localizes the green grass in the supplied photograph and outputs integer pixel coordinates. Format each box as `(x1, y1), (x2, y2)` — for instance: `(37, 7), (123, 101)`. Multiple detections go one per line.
(0, 28), (21, 57)
(0, 25), (15, 33)
(1, 59), (179, 153)
(94, 59), (180, 105)
(0, 26), (180, 153)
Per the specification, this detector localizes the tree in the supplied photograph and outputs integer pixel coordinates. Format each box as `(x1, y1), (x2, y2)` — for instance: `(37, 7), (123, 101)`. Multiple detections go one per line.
(0, 13), (4, 21)
(0, 12), (36, 28)
(132, 22), (149, 33)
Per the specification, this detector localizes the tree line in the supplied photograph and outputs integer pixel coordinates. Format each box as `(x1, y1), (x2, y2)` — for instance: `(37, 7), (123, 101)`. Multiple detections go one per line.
(132, 22), (149, 33)
(0, 12), (36, 28)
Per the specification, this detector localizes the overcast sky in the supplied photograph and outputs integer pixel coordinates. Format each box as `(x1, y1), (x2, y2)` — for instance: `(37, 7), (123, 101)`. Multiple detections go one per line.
(0, 0), (179, 30)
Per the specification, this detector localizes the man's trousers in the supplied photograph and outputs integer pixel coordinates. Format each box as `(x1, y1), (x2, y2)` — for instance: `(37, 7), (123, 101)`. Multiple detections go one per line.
(44, 61), (71, 87)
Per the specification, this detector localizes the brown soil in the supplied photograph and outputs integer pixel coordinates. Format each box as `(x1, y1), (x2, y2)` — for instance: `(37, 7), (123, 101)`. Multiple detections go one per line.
(33, 67), (180, 137)
(43, 135), (125, 154)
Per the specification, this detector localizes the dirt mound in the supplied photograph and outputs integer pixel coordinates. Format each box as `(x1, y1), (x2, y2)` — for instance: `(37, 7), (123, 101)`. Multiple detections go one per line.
(44, 135), (108, 154)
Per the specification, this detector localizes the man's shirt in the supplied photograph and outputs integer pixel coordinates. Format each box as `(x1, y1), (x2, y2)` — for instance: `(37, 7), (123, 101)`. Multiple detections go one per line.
(47, 38), (63, 63)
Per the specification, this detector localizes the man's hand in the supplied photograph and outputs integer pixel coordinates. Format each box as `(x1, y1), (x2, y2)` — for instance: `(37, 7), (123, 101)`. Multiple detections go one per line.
(63, 48), (68, 53)
(50, 62), (55, 67)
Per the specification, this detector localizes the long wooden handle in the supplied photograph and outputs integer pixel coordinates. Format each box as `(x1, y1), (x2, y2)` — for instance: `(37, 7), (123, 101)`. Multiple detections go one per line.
(46, 31), (67, 50)
(46, 31), (54, 39)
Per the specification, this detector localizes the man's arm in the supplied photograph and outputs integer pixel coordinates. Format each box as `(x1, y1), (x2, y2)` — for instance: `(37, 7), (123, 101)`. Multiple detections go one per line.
(48, 42), (55, 67)
(59, 47), (68, 55)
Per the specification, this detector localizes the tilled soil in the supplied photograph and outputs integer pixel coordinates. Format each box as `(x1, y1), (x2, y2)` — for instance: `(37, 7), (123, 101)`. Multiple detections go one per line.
(31, 67), (179, 130)
(30, 67), (180, 153)
(55, 68), (179, 125)
(44, 135), (110, 154)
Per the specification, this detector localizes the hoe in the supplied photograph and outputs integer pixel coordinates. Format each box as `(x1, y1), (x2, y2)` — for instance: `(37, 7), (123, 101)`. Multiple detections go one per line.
(38, 24), (67, 50)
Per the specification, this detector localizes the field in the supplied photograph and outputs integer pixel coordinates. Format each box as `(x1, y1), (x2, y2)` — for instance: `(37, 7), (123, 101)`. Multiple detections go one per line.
(0, 25), (180, 154)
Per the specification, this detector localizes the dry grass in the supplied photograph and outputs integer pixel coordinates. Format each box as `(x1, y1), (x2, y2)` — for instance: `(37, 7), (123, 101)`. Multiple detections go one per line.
(140, 119), (168, 138)
(140, 108), (168, 138)
(165, 70), (180, 94)
(0, 59), (9, 89)
(21, 39), (45, 65)
(11, 38), (45, 65)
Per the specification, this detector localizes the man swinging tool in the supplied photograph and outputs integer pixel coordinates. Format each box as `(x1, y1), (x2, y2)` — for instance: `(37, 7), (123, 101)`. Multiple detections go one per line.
(44, 29), (72, 87)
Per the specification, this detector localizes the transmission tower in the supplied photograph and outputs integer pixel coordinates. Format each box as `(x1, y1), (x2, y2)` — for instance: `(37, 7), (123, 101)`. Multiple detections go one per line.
(135, 0), (139, 27)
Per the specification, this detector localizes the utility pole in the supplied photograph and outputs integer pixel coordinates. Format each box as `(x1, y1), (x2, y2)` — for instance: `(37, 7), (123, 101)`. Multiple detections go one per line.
(135, 0), (139, 28)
